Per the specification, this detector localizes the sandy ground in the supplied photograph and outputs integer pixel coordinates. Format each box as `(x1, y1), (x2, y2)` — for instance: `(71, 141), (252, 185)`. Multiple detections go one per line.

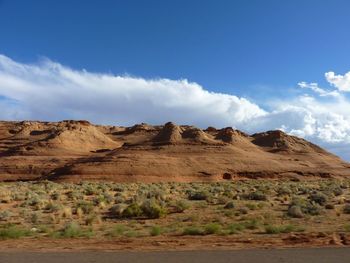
(0, 232), (349, 252)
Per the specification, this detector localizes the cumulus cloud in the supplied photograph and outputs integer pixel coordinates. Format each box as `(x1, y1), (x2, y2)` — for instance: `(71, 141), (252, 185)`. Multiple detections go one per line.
(325, 71), (350, 92)
(0, 55), (266, 127)
(1, 54), (350, 160)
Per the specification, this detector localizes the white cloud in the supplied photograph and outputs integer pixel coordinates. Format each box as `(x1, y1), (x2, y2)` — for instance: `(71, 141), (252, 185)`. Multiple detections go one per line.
(1, 54), (350, 160)
(0, 54), (266, 128)
(297, 81), (340, 97)
(325, 71), (350, 92)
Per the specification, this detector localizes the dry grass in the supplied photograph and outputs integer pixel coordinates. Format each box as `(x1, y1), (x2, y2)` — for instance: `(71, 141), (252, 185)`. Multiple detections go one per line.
(0, 179), (350, 239)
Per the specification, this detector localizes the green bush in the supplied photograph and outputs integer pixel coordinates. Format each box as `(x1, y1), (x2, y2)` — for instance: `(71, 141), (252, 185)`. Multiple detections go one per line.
(289, 197), (323, 216)
(150, 225), (163, 236)
(0, 225), (31, 239)
(264, 224), (302, 234)
(188, 191), (209, 201)
(227, 223), (245, 234)
(107, 224), (127, 237)
(122, 203), (143, 218)
(84, 185), (99, 196)
(182, 226), (203, 235)
(60, 222), (93, 238)
(173, 200), (190, 213)
(141, 200), (167, 219)
(204, 223), (222, 235)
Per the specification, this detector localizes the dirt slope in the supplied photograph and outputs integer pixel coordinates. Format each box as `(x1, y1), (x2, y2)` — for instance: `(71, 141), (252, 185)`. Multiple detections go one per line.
(0, 120), (349, 182)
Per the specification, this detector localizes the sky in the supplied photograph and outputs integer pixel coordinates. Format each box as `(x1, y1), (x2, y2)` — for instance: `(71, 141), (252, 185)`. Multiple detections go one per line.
(1, 0), (350, 160)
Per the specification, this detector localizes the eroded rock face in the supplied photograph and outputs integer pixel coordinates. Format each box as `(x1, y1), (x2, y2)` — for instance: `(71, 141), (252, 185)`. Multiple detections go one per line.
(215, 127), (249, 143)
(0, 121), (349, 182)
(152, 122), (183, 145)
(251, 130), (326, 153)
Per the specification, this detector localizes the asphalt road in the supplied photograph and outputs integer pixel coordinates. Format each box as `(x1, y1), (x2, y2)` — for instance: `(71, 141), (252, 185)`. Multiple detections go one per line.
(1, 248), (350, 263)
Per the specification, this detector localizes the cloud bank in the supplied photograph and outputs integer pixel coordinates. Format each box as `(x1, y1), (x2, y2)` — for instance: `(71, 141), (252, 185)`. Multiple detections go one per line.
(1, 54), (350, 160)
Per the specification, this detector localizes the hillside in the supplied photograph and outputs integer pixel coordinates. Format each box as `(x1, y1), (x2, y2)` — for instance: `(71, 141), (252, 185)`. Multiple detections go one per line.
(0, 120), (349, 182)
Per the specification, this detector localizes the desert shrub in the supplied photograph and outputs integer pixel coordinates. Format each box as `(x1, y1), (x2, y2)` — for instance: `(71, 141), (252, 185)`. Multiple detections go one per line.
(102, 193), (114, 204)
(66, 190), (82, 201)
(60, 222), (93, 238)
(85, 214), (101, 226)
(243, 191), (267, 201)
(242, 219), (259, 230)
(245, 203), (258, 210)
(114, 196), (125, 204)
(0, 225), (30, 239)
(333, 187), (344, 196)
(83, 184), (99, 196)
(145, 189), (167, 201)
(50, 192), (60, 200)
(150, 225), (163, 236)
(0, 190), (12, 203)
(173, 200), (190, 213)
(188, 191), (209, 201)
(344, 224), (350, 232)
(11, 193), (25, 201)
(30, 212), (39, 224)
(109, 204), (128, 217)
(227, 223), (245, 234)
(325, 204), (335, 210)
(204, 223), (222, 235)
(287, 205), (304, 218)
(27, 196), (42, 206)
(107, 224), (127, 237)
(76, 201), (94, 214)
(304, 203), (323, 215)
(44, 202), (61, 213)
(0, 210), (11, 221)
(224, 201), (235, 209)
(290, 196), (308, 207)
(309, 192), (328, 206)
(289, 196), (323, 216)
(182, 226), (203, 236)
(238, 207), (249, 215)
(277, 186), (292, 196)
(122, 203), (143, 218)
(141, 200), (167, 219)
(343, 204), (350, 214)
(61, 222), (81, 238)
(264, 224), (297, 234)
(113, 186), (125, 192)
(124, 230), (140, 238)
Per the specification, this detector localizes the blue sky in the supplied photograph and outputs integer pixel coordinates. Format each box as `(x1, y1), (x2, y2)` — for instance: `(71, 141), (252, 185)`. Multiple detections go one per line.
(1, 0), (350, 95)
(1, 0), (350, 159)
